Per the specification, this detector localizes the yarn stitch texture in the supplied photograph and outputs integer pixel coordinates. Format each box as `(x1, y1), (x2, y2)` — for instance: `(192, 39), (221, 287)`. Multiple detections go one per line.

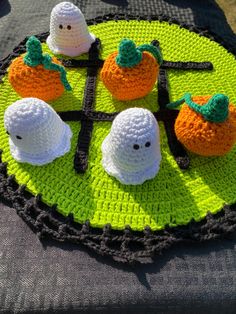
(8, 36), (71, 102)
(101, 39), (160, 101)
(73, 39), (101, 173)
(4, 98), (72, 165)
(169, 95), (236, 156)
(0, 15), (236, 264)
(46, 1), (96, 57)
(101, 107), (161, 185)
(24, 36), (71, 91)
(0, 158), (235, 264)
(168, 93), (230, 123)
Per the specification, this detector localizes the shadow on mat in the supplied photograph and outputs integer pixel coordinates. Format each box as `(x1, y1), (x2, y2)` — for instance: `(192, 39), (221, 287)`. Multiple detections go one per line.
(41, 230), (236, 290)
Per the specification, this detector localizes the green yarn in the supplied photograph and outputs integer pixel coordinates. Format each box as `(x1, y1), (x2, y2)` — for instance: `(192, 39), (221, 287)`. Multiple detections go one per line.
(115, 39), (163, 68)
(24, 36), (43, 66)
(41, 54), (72, 91)
(116, 39), (142, 67)
(1, 20), (236, 232)
(167, 96), (186, 109)
(138, 44), (163, 65)
(24, 36), (72, 91)
(167, 93), (229, 123)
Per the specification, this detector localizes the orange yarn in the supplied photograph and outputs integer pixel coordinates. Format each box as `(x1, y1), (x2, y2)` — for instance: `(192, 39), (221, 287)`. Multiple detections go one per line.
(175, 96), (236, 156)
(8, 56), (65, 102)
(100, 51), (159, 101)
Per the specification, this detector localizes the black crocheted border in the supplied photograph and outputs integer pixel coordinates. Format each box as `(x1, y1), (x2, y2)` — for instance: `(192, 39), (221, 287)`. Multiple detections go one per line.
(0, 14), (236, 264)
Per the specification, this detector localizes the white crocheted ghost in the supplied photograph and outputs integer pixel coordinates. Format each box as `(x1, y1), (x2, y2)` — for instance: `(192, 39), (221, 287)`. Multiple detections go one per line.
(4, 98), (72, 165)
(102, 108), (162, 185)
(46, 1), (96, 57)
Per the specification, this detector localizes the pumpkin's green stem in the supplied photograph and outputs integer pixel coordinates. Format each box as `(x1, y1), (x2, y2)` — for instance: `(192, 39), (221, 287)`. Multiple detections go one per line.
(167, 93), (229, 123)
(23, 36), (71, 91)
(116, 39), (162, 68)
(24, 36), (43, 66)
(116, 39), (142, 67)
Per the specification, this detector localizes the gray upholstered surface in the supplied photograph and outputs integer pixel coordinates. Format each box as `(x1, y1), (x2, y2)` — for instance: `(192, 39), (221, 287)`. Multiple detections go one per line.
(1, 0), (236, 58)
(1, 202), (236, 313)
(0, 0), (236, 313)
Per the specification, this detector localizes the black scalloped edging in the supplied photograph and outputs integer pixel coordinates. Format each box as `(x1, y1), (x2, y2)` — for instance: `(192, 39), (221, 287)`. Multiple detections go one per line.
(0, 14), (236, 264)
(0, 152), (236, 264)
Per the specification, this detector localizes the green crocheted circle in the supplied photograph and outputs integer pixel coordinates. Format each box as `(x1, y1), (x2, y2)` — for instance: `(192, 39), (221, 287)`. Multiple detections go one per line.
(0, 20), (236, 231)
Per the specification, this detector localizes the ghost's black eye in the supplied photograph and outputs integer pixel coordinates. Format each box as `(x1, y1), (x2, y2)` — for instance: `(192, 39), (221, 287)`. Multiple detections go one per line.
(6, 130), (9, 135)
(59, 24), (63, 29)
(133, 144), (140, 150)
(145, 141), (151, 147)
(67, 25), (71, 30)
(16, 135), (22, 140)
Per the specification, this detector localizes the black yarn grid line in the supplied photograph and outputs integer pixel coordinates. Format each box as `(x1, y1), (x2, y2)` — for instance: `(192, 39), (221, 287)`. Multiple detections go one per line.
(60, 39), (212, 172)
(73, 38), (101, 173)
(62, 58), (213, 71)
(157, 68), (190, 169)
(151, 39), (190, 169)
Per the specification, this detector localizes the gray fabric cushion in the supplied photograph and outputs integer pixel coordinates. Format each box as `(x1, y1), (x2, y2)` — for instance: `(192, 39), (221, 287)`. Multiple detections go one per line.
(1, 203), (236, 313)
(1, 0), (236, 57)
(0, 0), (236, 313)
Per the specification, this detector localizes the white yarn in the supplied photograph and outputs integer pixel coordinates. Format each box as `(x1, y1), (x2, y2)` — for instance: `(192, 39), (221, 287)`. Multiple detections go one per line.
(101, 108), (162, 185)
(4, 98), (72, 165)
(46, 1), (96, 57)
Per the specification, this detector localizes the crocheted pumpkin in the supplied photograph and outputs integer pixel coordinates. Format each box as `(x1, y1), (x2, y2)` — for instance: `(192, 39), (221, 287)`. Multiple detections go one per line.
(100, 39), (162, 101)
(8, 36), (71, 102)
(167, 94), (236, 156)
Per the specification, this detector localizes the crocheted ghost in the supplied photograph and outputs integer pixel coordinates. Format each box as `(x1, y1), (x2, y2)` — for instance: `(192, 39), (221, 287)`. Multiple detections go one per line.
(4, 98), (72, 166)
(46, 1), (96, 57)
(102, 108), (161, 185)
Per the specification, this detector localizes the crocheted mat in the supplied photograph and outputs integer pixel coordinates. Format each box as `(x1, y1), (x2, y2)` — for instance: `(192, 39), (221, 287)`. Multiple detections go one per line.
(0, 15), (236, 262)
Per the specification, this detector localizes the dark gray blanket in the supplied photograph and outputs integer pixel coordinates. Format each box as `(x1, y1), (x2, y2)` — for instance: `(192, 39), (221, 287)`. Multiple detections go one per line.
(1, 0), (236, 57)
(0, 1), (236, 313)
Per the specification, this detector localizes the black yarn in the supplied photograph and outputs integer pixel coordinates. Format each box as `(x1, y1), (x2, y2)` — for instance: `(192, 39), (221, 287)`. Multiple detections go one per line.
(74, 119), (94, 173)
(162, 61), (213, 70)
(61, 59), (213, 71)
(73, 38), (101, 173)
(61, 59), (104, 68)
(157, 68), (190, 169)
(59, 109), (180, 122)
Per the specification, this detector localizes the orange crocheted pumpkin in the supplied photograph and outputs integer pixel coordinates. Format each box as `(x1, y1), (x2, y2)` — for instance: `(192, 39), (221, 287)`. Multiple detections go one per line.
(8, 36), (71, 102)
(167, 94), (236, 156)
(100, 39), (162, 101)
